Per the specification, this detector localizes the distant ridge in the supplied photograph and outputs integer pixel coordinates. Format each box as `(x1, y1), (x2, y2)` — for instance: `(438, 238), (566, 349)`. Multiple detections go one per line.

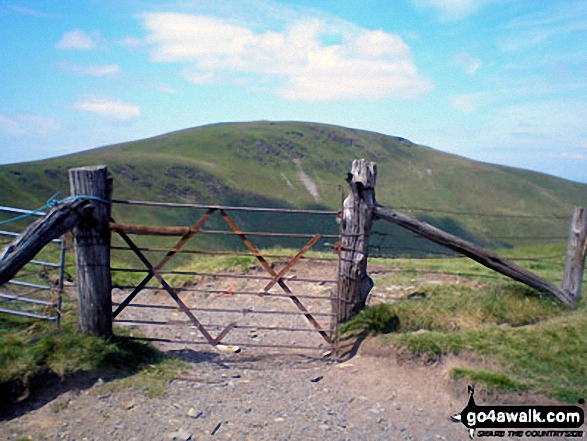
(1, 121), (586, 251)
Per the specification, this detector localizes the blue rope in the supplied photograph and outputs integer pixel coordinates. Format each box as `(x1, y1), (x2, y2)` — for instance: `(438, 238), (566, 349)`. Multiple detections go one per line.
(0, 193), (109, 227)
(47, 195), (109, 207)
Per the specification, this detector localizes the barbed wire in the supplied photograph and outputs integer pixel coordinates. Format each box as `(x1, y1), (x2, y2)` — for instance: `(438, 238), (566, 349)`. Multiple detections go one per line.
(391, 206), (571, 220)
(371, 229), (567, 242)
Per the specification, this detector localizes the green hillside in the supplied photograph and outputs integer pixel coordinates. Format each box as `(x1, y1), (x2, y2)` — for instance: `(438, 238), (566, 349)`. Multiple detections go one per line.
(1, 121), (586, 255)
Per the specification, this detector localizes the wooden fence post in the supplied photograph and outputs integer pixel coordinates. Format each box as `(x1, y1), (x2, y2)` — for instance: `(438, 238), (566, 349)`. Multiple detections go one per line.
(69, 166), (113, 337)
(337, 159), (376, 323)
(562, 206), (587, 302)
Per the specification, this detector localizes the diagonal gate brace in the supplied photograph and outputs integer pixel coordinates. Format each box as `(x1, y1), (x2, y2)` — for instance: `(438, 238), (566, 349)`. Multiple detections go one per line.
(111, 211), (235, 345)
(220, 210), (333, 345)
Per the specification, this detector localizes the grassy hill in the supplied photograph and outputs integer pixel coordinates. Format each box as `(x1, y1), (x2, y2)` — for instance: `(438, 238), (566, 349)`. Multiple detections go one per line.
(1, 121), (586, 254)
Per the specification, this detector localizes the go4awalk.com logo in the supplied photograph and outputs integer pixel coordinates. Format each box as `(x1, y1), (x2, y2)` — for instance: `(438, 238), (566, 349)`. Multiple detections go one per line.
(451, 386), (585, 439)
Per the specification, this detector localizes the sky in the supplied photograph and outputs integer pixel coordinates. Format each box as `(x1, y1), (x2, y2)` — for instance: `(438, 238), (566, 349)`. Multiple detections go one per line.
(1, 0), (587, 182)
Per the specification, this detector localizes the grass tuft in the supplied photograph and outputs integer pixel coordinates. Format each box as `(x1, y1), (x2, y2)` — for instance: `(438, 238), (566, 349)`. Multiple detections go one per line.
(339, 304), (400, 335)
(0, 298), (188, 402)
(383, 312), (587, 402)
(450, 367), (529, 392)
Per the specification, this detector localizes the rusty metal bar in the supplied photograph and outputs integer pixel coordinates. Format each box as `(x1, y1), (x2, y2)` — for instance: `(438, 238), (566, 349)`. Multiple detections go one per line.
(126, 336), (327, 351)
(111, 224), (217, 343)
(153, 209), (216, 272)
(110, 246), (337, 262)
(112, 285), (337, 300)
(159, 273), (219, 344)
(111, 224), (157, 319)
(112, 226), (220, 345)
(111, 302), (336, 316)
(110, 222), (339, 239)
(110, 268), (337, 284)
(261, 235), (321, 294)
(112, 274), (154, 319)
(114, 319), (328, 333)
(112, 199), (339, 216)
(111, 219), (156, 270)
(221, 210), (334, 345)
(213, 322), (236, 344)
(198, 229), (339, 239)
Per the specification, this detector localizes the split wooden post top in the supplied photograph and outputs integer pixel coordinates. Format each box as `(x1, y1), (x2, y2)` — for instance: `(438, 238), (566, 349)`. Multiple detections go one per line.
(336, 159), (377, 324)
(69, 165), (113, 337)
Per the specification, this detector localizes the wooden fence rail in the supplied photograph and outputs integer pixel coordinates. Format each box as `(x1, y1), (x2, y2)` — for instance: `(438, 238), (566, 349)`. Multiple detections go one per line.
(373, 205), (576, 308)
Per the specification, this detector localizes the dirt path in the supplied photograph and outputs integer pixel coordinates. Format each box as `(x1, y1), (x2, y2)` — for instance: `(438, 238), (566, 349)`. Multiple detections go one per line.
(1, 261), (582, 440)
(1, 347), (471, 440)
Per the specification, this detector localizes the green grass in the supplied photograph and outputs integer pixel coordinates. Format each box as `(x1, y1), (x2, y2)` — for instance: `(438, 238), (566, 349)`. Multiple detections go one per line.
(387, 312), (587, 402)
(0, 296), (188, 402)
(342, 284), (564, 336)
(341, 248), (587, 402)
(369, 242), (568, 287)
(450, 368), (530, 392)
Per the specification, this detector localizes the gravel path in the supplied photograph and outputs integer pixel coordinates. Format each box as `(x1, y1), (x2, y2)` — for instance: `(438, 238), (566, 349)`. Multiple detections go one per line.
(2, 347), (472, 441)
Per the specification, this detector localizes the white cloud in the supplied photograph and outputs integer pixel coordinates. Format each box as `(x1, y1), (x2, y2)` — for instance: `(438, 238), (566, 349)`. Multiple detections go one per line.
(73, 98), (140, 121)
(557, 153), (587, 160)
(153, 84), (180, 94)
(61, 63), (120, 77)
(454, 52), (482, 75)
(60, 62), (120, 77)
(451, 92), (491, 113)
(412, 0), (504, 21)
(184, 72), (214, 85)
(0, 115), (24, 136)
(56, 29), (97, 50)
(140, 12), (431, 101)
(500, 2), (587, 51)
(492, 100), (586, 140)
(0, 114), (59, 137)
(467, 60), (482, 74)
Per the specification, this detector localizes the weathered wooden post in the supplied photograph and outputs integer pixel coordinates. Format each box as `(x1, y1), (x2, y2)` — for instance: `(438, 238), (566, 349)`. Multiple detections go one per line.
(562, 206), (587, 302)
(69, 165), (113, 337)
(336, 159), (376, 323)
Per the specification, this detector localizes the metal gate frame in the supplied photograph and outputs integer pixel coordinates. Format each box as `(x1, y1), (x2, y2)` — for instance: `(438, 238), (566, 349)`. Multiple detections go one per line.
(0, 205), (66, 325)
(110, 200), (342, 352)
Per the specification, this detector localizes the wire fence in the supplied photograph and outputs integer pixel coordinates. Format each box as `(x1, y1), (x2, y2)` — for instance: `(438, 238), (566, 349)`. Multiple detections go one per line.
(367, 204), (573, 285)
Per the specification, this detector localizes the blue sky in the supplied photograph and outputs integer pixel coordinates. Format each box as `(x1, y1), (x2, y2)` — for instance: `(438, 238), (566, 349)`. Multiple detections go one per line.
(1, 0), (586, 182)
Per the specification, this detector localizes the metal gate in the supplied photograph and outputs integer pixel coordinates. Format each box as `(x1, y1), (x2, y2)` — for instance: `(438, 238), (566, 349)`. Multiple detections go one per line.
(0, 205), (66, 325)
(110, 200), (341, 352)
